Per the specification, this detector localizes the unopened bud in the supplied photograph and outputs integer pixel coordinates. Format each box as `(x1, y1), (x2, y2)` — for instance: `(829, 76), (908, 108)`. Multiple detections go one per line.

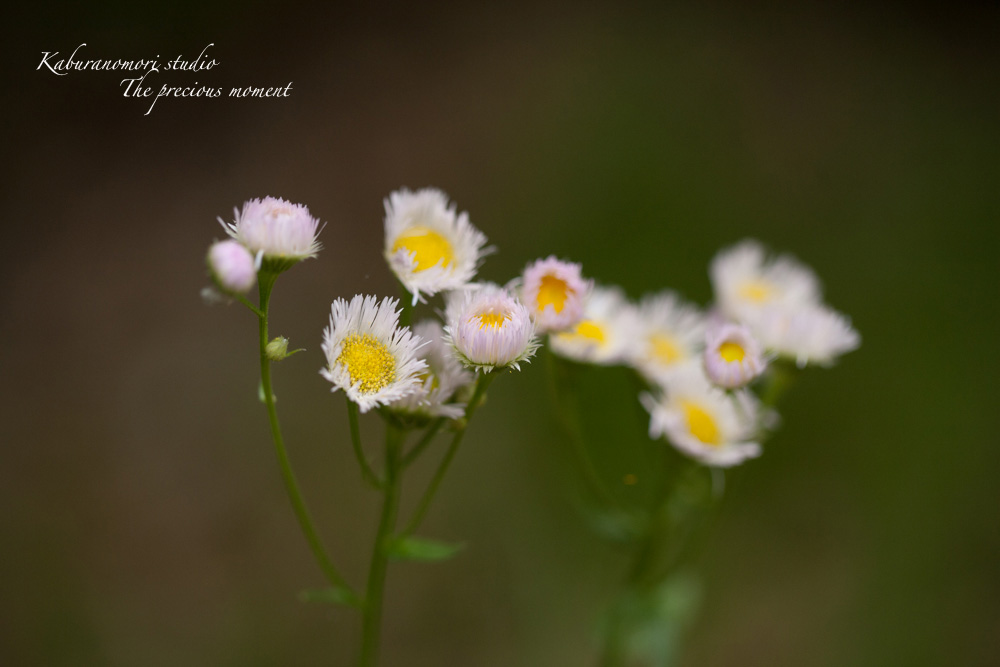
(208, 239), (256, 294)
(266, 336), (290, 361)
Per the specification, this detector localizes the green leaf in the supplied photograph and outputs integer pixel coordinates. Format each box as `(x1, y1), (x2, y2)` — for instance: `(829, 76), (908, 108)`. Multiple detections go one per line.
(386, 536), (465, 562)
(298, 586), (360, 607)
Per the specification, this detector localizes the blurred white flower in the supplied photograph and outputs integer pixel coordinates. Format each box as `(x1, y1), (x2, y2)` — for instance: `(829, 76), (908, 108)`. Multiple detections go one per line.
(642, 363), (761, 467)
(389, 319), (474, 419)
(710, 240), (820, 322)
(550, 286), (639, 365)
(703, 322), (767, 389)
(629, 291), (706, 385)
(749, 302), (860, 367)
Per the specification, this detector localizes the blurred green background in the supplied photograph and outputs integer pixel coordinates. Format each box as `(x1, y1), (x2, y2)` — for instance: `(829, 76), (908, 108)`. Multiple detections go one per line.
(4, 2), (998, 665)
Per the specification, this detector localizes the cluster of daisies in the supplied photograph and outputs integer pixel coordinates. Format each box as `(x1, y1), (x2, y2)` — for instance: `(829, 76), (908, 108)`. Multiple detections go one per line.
(206, 189), (859, 468)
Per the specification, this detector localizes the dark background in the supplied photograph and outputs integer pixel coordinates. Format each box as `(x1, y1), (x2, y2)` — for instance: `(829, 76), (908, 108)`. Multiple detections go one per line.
(4, 2), (999, 665)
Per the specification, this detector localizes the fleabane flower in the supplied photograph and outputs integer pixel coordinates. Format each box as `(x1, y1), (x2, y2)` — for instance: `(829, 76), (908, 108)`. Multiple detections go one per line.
(710, 240), (820, 322)
(207, 239), (256, 293)
(629, 291), (706, 384)
(703, 322), (767, 389)
(320, 295), (427, 413)
(384, 188), (490, 305)
(220, 196), (322, 265)
(388, 320), (474, 419)
(641, 363), (761, 468)
(747, 302), (860, 367)
(520, 256), (591, 333)
(444, 283), (539, 372)
(550, 286), (639, 365)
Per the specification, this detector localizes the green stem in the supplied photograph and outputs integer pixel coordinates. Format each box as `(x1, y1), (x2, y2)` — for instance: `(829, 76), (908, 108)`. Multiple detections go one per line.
(401, 417), (445, 468)
(257, 274), (358, 604)
(347, 398), (384, 489)
(760, 360), (798, 408)
(545, 348), (624, 511)
(600, 461), (712, 667)
(234, 292), (264, 317)
(401, 372), (495, 536)
(359, 424), (405, 667)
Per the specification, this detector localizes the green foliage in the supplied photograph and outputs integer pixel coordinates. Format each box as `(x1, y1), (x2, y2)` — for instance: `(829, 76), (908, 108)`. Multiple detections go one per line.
(385, 536), (465, 563)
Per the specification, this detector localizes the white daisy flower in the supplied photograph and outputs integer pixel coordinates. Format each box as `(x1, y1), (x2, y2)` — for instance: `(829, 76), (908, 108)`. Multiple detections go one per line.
(219, 196), (322, 265)
(320, 295), (427, 413)
(629, 291), (707, 384)
(748, 302), (860, 367)
(550, 286), (640, 365)
(444, 283), (539, 373)
(207, 239), (256, 294)
(641, 363), (761, 468)
(384, 188), (490, 305)
(710, 239), (821, 322)
(388, 319), (474, 419)
(519, 256), (592, 333)
(702, 321), (767, 389)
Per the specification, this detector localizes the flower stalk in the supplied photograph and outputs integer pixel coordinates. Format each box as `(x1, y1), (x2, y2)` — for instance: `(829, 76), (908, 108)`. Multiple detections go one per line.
(360, 424), (405, 667)
(257, 272), (358, 605)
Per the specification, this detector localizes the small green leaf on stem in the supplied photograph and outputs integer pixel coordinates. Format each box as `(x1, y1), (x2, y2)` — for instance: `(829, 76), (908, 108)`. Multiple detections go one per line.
(386, 536), (465, 562)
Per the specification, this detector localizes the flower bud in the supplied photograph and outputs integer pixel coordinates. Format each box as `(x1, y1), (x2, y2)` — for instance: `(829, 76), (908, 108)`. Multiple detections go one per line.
(703, 322), (766, 389)
(266, 336), (290, 361)
(208, 239), (256, 293)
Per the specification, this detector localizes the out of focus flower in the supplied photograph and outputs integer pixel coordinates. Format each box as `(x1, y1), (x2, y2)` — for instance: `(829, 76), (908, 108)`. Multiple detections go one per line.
(207, 239), (256, 293)
(321, 295), (427, 413)
(444, 284), (539, 373)
(642, 364), (761, 467)
(520, 256), (591, 333)
(703, 322), (767, 389)
(710, 240), (820, 322)
(629, 291), (706, 385)
(550, 286), (639, 365)
(220, 196), (322, 263)
(389, 320), (474, 419)
(384, 188), (490, 305)
(748, 303), (860, 367)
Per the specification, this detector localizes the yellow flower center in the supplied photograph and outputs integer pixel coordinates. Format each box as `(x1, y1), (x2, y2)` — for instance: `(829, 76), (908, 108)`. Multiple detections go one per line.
(337, 333), (396, 394)
(649, 334), (682, 364)
(682, 400), (721, 445)
(536, 275), (570, 313)
(392, 226), (454, 272)
(738, 280), (773, 303)
(718, 341), (745, 363)
(475, 311), (509, 329)
(563, 319), (606, 344)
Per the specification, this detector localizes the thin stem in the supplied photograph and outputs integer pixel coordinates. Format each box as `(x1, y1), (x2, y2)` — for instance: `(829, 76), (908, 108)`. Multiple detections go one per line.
(257, 274), (359, 604)
(234, 292), (264, 317)
(401, 417), (445, 468)
(545, 348), (624, 510)
(401, 372), (495, 536)
(359, 424), (404, 667)
(347, 398), (384, 489)
(760, 360), (798, 408)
